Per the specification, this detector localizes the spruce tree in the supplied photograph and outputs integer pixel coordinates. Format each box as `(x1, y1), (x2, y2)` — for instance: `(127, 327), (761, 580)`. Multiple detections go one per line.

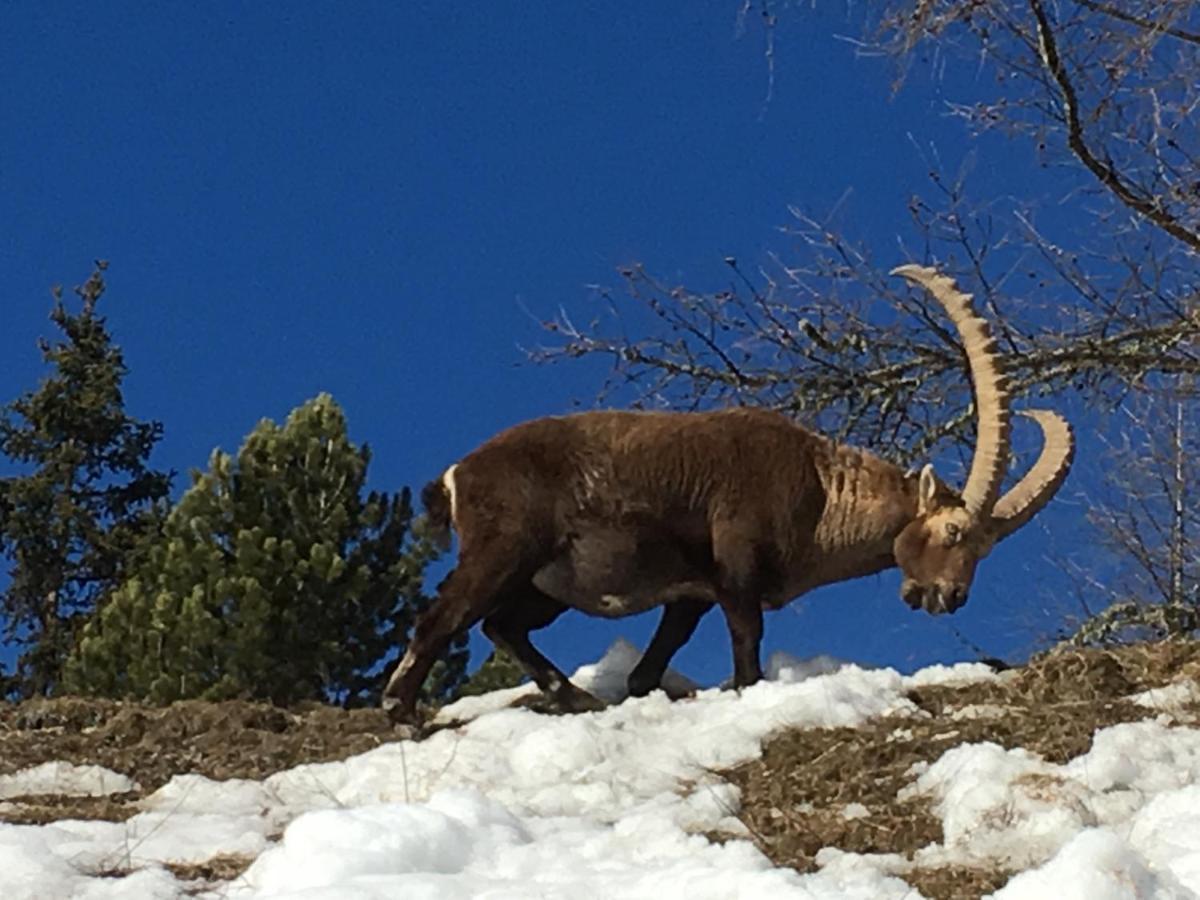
(0, 263), (171, 697)
(64, 393), (465, 706)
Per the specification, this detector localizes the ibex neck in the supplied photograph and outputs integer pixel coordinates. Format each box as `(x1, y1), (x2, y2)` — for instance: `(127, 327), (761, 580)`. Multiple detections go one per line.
(791, 446), (919, 596)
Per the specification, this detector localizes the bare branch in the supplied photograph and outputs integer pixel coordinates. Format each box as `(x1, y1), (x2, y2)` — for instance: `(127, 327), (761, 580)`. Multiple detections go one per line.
(1072, 0), (1200, 46)
(1029, 0), (1200, 252)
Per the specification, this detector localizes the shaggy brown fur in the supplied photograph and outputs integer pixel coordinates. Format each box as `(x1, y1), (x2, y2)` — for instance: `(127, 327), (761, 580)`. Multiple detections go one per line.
(383, 407), (1001, 721)
(445, 408), (948, 615)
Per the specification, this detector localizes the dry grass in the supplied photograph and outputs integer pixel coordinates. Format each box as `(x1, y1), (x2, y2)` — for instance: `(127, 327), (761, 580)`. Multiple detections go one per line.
(91, 854), (257, 894)
(164, 853), (258, 890)
(0, 698), (405, 824)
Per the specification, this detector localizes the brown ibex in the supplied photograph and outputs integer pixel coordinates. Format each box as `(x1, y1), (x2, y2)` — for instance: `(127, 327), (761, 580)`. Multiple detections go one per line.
(383, 266), (1074, 721)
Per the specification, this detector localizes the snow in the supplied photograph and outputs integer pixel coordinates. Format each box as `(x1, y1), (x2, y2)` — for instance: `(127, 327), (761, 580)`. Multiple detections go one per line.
(764, 649), (851, 682)
(433, 682), (540, 723)
(993, 828), (1190, 900)
(239, 790), (819, 900)
(0, 640), (1198, 899)
(1129, 679), (1200, 712)
(902, 742), (1092, 866)
(0, 762), (136, 800)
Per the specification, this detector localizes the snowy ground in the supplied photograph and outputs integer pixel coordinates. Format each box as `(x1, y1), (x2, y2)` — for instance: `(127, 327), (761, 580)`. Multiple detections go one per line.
(2, 640), (1200, 899)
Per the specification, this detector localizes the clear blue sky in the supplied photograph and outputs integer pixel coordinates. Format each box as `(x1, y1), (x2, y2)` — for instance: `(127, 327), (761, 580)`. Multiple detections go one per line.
(1, 3), (1085, 686)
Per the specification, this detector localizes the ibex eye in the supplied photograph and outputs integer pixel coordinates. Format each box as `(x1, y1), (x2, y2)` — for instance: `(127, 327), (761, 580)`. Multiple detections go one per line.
(944, 523), (961, 545)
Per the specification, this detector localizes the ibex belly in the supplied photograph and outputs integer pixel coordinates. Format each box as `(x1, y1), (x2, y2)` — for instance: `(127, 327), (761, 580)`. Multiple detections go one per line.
(532, 524), (716, 617)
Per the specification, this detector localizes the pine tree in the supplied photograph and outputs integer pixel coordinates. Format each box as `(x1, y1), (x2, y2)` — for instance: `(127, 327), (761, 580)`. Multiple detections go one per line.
(0, 263), (171, 697)
(63, 393), (465, 706)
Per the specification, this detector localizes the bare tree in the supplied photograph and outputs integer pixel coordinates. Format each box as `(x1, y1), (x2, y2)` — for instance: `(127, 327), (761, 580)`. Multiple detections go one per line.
(1066, 379), (1199, 644)
(532, 1), (1200, 643)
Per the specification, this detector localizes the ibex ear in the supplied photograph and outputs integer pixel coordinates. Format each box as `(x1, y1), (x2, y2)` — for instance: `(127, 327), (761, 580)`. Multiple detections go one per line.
(918, 464), (939, 516)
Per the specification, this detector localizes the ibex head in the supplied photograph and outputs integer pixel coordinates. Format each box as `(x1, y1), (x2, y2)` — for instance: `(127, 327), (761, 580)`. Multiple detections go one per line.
(888, 266), (1074, 615)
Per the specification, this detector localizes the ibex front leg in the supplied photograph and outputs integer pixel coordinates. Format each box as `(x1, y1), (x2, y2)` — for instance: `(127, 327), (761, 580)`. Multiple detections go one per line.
(713, 525), (773, 688)
(627, 598), (711, 698)
(719, 595), (764, 687)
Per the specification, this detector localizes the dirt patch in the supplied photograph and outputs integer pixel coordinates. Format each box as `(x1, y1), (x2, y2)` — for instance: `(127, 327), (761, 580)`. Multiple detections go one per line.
(723, 640), (1200, 900)
(0, 697), (405, 824)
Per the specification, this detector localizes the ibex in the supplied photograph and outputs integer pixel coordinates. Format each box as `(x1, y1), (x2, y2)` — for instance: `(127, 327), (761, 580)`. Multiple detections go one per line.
(383, 266), (1074, 722)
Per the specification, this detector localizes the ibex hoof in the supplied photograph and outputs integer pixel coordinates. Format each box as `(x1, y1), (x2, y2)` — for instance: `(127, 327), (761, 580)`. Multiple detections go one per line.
(626, 670), (659, 699)
(390, 722), (423, 741)
(382, 696), (420, 726)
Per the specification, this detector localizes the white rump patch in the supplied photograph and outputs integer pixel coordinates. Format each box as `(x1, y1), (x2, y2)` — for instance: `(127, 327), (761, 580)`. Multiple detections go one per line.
(443, 464), (459, 524)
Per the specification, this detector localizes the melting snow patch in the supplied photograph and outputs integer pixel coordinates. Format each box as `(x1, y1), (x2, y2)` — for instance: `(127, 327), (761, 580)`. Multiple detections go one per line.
(1128, 680), (1200, 713)
(904, 719), (1200, 882)
(903, 661), (1001, 688)
(904, 742), (1089, 867)
(992, 828), (1190, 900)
(0, 762), (137, 799)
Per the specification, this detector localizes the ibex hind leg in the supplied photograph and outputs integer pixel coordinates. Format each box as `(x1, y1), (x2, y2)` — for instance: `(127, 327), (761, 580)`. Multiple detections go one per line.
(482, 589), (606, 714)
(382, 546), (525, 724)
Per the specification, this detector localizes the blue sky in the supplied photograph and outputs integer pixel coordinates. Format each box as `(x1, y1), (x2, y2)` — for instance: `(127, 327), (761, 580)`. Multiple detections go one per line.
(1, 3), (1085, 687)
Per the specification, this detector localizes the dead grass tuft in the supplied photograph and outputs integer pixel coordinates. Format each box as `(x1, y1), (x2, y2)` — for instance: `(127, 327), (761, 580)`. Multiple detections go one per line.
(165, 853), (257, 888)
(0, 791), (142, 825)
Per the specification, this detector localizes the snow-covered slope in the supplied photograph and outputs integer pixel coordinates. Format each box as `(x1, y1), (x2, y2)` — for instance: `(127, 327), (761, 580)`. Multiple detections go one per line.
(1, 641), (1198, 899)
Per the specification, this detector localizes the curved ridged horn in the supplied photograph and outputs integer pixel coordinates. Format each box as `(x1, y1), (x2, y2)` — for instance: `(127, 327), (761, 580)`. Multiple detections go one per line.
(992, 409), (1074, 537)
(891, 265), (1013, 518)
